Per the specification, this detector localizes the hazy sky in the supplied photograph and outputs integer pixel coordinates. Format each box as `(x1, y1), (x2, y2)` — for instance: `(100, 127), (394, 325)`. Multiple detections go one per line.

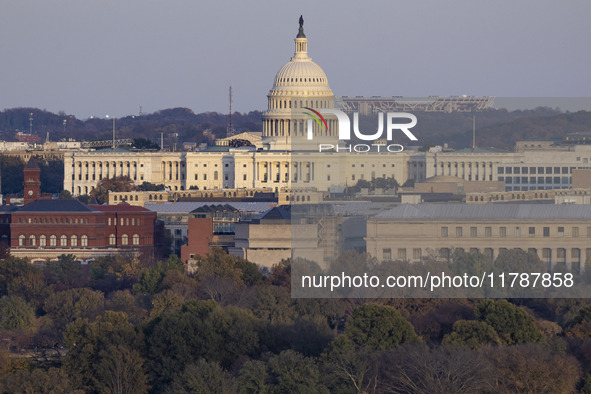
(1, 0), (590, 119)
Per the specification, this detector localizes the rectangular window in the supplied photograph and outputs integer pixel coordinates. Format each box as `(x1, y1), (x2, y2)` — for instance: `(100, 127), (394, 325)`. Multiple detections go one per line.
(397, 248), (407, 260)
(500, 227), (506, 237)
(522, 167), (528, 174)
(530, 167), (536, 174)
(514, 167), (520, 174)
(506, 167), (512, 174)
(529, 227), (535, 237)
(573, 227), (579, 237)
(558, 226), (564, 237)
(456, 227), (463, 237)
(194, 174), (198, 180)
(485, 227), (492, 237)
(498, 167), (504, 174)
(413, 248), (421, 260)
(441, 227), (448, 237)
(515, 226), (521, 237)
(544, 227), (550, 237)
(383, 248), (391, 261)
(587, 227), (591, 237)
(203, 174), (207, 180)
(546, 167), (552, 174)
(470, 227), (477, 237)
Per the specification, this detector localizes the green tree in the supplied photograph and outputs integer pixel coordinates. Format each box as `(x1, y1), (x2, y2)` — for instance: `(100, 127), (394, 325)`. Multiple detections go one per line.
(138, 181), (165, 191)
(267, 350), (329, 393)
(132, 255), (184, 295)
(63, 311), (142, 392)
(344, 303), (417, 350)
(0, 295), (35, 332)
(43, 287), (104, 332)
(0, 367), (78, 394)
(133, 138), (160, 150)
(443, 320), (502, 349)
(168, 359), (236, 394)
(58, 189), (73, 199)
(43, 254), (85, 290)
(0, 256), (47, 305)
(475, 299), (544, 345)
(238, 360), (269, 394)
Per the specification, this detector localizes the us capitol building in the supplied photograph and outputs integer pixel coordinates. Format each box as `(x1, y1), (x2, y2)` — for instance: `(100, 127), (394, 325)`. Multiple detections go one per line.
(64, 18), (591, 197)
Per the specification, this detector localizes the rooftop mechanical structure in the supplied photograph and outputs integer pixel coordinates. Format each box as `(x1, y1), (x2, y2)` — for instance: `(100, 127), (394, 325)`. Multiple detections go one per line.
(336, 95), (494, 114)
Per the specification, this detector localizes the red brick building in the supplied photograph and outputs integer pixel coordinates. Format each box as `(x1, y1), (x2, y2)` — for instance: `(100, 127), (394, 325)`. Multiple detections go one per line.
(10, 200), (162, 263)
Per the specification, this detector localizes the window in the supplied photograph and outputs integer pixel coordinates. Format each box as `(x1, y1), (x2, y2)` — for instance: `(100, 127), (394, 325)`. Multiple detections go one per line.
(120, 218), (124, 226)
(203, 174), (207, 180)
(573, 227), (579, 237)
(137, 219), (140, 226)
(588, 227), (591, 237)
(109, 234), (116, 245)
(413, 248), (421, 260)
(515, 227), (521, 237)
(29, 235), (36, 246)
(60, 235), (67, 247)
(133, 234), (139, 245)
(485, 227), (492, 237)
(81, 235), (88, 247)
(398, 248), (407, 260)
(132, 218), (135, 226)
(456, 227), (463, 237)
(470, 227), (477, 237)
(122, 234), (128, 245)
(500, 227), (506, 237)
(108, 218), (112, 226)
(40, 235), (46, 247)
(558, 226), (564, 237)
(543, 227), (550, 237)
(383, 248), (392, 261)
(441, 227), (448, 237)
(50, 235), (57, 247)
(71, 235), (77, 247)
(18, 235), (25, 246)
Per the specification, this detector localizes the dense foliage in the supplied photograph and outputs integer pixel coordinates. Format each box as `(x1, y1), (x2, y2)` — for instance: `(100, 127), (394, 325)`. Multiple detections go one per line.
(0, 249), (588, 393)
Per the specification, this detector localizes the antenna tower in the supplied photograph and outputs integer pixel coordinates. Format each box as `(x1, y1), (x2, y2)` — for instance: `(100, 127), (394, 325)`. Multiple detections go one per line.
(226, 86), (235, 137)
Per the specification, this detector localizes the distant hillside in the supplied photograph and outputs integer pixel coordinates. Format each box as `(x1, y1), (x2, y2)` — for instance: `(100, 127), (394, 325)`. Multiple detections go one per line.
(0, 107), (262, 148)
(1, 106), (590, 149)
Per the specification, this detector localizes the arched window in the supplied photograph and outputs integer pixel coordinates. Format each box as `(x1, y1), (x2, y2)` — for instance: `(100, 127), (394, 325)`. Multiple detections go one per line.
(18, 235), (25, 247)
(109, 234), (116, 246)
(122, 234), (128, 245)
(137, 218), (141, 226)
(60, 235), (67, 247)
(81, 235), (88, 247)
(71, 235), (78, 247)
(214, 171), (218, 181)
(133, 234), (139, 245)
(40, 235), (46, 247)
(29, 235), (36, 247)
(50, 235), (57, 247)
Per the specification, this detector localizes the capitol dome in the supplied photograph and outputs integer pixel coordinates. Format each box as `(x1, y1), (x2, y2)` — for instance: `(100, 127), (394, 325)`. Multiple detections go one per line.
(268, 16), (333, 97)
(272, 57), (330, 91)
(262, 16), (337, 150)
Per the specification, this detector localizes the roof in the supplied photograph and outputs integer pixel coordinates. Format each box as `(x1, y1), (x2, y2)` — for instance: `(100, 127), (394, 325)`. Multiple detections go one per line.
(144, 202), (274, 214)
(90, 202), (151, 212)
(374, 203), (591, 220)
(0, 204), (18, 213)
(24, 158), (39, 169)
(191, 204), (239, 214)
(253, 206), (291, 221)
(18, 199), (99, 213)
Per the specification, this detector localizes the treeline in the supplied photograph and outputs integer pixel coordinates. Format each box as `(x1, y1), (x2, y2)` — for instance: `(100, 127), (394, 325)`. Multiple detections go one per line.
(4, 106), (591, 151)
(0, 108), (262, 148)
(0, 156), (63, 195)
(0, 249), (590, 393)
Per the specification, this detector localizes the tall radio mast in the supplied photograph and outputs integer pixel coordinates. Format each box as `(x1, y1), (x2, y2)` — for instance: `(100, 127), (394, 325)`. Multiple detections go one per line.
(226, 86), (235, 138)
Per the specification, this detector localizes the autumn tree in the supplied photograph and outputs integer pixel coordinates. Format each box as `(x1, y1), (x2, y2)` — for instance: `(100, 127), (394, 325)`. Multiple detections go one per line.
(90, 176), (138, 204)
